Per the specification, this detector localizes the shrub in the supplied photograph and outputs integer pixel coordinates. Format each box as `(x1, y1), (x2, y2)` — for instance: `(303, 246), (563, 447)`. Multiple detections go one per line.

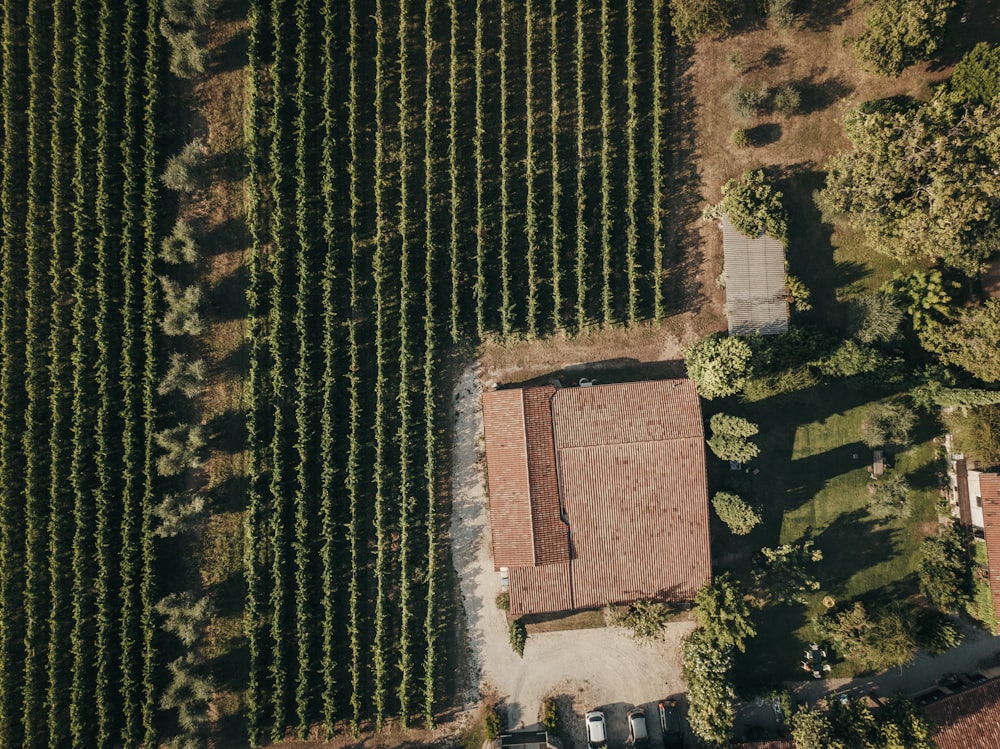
(942, 405), (1000, 467)
(153, 492), (207, 537)
(868, 473), (911, 519)
(682, 629), (735, 746)
(495, 591), (510, 611)
(766, 0), (796, 27)
(155, 423), (206, 476)
(158, 352), (206, 398)
(727, 51), (747, 72)
(509, 620), (527, 656)
(609, 599), (674, 641)
(484, 706), (502, 740)
(541, 697), (559, 733)
(161, 139), (205, 192)
(161, 219), (199, 264)
(850, 291), (904, 344)
(784, 274), (811, 312)
(772, 83), (801, 115)
(916, 609), (963, 655)
(712, 492), (761, 535)
(859, 402), (917, 448)
(730, 127), (751, 148)
(728, 82), (768, 118)
(160, 277), (204, 337)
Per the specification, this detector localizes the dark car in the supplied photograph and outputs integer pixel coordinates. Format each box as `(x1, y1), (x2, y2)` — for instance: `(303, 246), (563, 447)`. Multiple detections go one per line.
(626, 707), (649, 748)
(658, 699), (684, 749)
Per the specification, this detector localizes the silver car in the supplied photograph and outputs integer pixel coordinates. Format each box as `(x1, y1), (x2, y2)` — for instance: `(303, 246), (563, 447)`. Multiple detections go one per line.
(585, 710), (607, 749)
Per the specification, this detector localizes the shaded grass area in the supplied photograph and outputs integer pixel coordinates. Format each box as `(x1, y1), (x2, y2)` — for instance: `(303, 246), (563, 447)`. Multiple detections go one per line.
(521, 608), (607, 634)
(709, 381), (941, 692)
(969, 539), (998, 634)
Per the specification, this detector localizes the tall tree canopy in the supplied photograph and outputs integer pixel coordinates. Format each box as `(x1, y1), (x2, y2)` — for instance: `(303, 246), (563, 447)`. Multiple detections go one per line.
(919, 299), (1000, 382)
(818, 96), (1000, 275)
(852, 0), (956, 76)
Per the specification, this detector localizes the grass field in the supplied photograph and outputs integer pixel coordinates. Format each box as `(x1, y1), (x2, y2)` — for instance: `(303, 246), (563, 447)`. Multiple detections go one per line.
(709, 380), (942, 691)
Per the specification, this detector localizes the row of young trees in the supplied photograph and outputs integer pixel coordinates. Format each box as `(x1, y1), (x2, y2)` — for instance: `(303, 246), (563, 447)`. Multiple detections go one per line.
(0, 0), (164, 746)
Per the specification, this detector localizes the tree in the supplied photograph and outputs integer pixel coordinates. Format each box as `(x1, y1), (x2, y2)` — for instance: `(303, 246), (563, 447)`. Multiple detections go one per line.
(161, 656), (212, 733)
(682, 628), (735, 747)
(818, 97), (1000, 275)
(152, 492), (207, 538)
(155, 424), (206, 476)
(850, 291), (904, 345)
(881, 270), (956, 331)
(161, 139), (205, 192)
(789, 705), (844, 749)
(509, 620), (527, 657)
(163, 0), (216, 25)
(161, 219), (200, 264)
(704, 169), (788, 243)
(877, 696), (935, 749)
(852, 0), (956, 77)
(160, 23), (206, 79)
(815, 602), (917, 672)
(156, 592), (213, 647)
(160, 277), (204, 336)
(785, 274), (812, 312)
(685, 334), (753, 400)
(753, 542), (822, 604)
(669, 0), (739, 45)
(868, 473), (911, 519)
(919, 299), (1000, 383)
(158, 352), (206, 398)
(859, 402), (917, 447)
(693, 574), (756, 652)
(942, 404), (1000, 467)
(707, 413), (760, 463)
(816, 340), (904, 382)
(712, 492), (761, 535)
(916, 608), (963, 655)
(773, 83), (802, 115)
(918, 523), (972, 614)
(949, 42), (1000, 104)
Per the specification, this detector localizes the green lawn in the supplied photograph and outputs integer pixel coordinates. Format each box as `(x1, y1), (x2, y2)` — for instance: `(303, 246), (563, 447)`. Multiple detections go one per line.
(715, 382), (940, 693)
(970, 539), (998, 633)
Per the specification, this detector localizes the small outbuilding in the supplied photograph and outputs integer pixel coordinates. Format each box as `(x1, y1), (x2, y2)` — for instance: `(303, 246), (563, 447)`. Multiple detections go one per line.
(720, 214), (788, 336)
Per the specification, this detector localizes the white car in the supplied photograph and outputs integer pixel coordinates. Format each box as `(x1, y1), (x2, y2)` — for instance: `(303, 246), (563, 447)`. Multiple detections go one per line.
(585, 710), (607, 749)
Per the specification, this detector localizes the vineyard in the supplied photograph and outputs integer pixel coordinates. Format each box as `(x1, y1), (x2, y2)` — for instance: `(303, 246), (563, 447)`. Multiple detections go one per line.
(0, 0), (162, 747)
(0, 0), (680, 745)
(244, 0), (676, 742)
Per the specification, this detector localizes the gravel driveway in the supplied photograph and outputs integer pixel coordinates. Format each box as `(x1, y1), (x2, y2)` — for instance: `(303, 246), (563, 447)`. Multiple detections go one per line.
(449, 365), (692, 747)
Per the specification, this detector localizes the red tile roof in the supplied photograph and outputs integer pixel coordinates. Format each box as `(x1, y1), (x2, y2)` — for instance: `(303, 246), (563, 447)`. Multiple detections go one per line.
(484, 379), (711, 615)
(980, 472), (1000, 633)
(924, 678), (1000, 749)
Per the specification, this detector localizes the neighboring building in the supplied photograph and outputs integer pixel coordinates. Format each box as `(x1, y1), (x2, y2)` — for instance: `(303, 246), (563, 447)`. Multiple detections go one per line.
(922, 673), (1000, 749)
(947, 444), (1000, 633)
(481, 379), (711, 616)
(719, 214), (789, 336)
(496, 731), (562, 749)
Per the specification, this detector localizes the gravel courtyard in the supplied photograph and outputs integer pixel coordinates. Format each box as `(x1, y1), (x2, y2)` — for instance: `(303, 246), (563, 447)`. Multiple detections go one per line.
(448, 365), (693, 746)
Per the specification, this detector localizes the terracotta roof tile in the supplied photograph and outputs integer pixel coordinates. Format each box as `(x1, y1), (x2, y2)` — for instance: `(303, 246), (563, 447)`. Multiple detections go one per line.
(980, 472), (1000, 633)
(924, 678), (1000, 749)
(485, 379), (711, 615)
(551, 380), (704, 448)
(523, 388), (569, 566)
(560, 438), (712, 609)
(482, 389), (536, 569)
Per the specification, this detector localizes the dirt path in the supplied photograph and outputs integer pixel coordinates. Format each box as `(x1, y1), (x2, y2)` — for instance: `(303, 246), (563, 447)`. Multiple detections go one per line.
(449, 364), (693, 745)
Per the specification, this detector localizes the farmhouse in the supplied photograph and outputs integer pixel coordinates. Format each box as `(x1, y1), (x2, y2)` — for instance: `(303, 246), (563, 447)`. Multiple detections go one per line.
(481, 379), (711, 616)
(719, 213), (789, 336)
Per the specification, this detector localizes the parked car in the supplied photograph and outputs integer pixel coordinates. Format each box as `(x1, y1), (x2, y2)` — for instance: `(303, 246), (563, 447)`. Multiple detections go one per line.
(626, 707), (649, 748)
(585, 710), (607, 749)
(658, 699), (684, 749)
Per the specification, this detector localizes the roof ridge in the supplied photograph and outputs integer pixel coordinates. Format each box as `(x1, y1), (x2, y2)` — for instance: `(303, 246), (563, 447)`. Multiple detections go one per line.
(519, 389), (538, 567)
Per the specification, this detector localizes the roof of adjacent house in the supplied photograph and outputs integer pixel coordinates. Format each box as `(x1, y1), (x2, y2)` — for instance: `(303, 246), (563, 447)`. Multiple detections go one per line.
(923, 677), (1000, 749)
(720, 214), (789, 336)
(482, 379), (711, 615)
(979, 472), (1000, 632)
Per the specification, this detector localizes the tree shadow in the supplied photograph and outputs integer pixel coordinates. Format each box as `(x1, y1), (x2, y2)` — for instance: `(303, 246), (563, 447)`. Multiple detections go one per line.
(206, 408), (248, 455)
(208, 263), (251, 322)
(208, 26), (249, 76)
(794, 76), (854, 115)
(201, 215), (251, 258)
(796, 0), (852, 32)
(808, 508), (901, 597)
(747, 123), (782, 147)
(761, 45), (788, 68)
